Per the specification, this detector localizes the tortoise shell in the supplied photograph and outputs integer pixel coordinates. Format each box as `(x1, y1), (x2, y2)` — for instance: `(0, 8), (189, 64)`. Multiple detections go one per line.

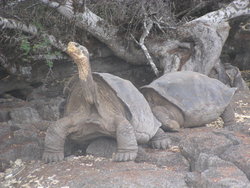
(141, 71), (236, 127)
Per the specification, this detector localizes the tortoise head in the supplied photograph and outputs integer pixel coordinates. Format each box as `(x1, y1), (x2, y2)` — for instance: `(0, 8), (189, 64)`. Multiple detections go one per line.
(66, 42), (90, 81)
(67, 42), (89, 60)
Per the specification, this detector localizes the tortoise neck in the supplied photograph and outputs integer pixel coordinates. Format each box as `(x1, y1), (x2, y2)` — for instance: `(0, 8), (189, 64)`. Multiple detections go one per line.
(73, 55), (99, 106)
(74, 54), (91, 81)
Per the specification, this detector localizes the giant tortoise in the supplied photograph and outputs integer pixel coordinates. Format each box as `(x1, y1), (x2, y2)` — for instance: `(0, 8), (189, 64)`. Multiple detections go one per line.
(141, 71), (236, 131)
(42, 42), (168, 163)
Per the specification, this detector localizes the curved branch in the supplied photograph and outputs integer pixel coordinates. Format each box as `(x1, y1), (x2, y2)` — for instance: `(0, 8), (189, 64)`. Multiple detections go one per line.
(192, 0), (250, 24)
(131, 19), (159, 76)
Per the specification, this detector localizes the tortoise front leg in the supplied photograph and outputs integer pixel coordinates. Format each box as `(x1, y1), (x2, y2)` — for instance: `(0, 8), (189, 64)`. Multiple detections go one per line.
(113, 117), (138, 162)
(42, 112), (85, 163)
(221, 104), (236, 127)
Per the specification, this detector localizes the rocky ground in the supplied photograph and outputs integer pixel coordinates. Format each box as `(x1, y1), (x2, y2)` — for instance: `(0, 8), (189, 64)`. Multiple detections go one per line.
(0, 84), (249, 188)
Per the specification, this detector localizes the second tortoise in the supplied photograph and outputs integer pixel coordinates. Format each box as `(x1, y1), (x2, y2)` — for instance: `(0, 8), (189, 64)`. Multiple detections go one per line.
(141, 71), (236, 131)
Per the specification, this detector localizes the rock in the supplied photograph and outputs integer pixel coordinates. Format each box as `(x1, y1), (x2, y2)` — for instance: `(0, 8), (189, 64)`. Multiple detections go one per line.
(12, 129), (38, 143)
(32, 97), (65, 121)
(0, 106), (45, 167)
(0, 123), (14, 172)
(0, 156), (189, 188)
(0, 142), (42, 163)
(185, 172), (203, 188)
(0, 110), (10, 122)
(9, 106), (41, 125)
(220, 139), (250, 180)
(136, 147), (189, 171)
(0, 97), (26, 123)
(225, 122), (250, 135)
(187, 153), (250, 188)
(179, 128), (240, 171)
(0, 123), (11, 144)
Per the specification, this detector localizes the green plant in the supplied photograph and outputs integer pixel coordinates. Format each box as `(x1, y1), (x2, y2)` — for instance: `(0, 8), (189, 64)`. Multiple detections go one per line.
(32, 21), (44, 31)
(33, 37), (50, 51)
(19, 34), (63, 69)
(20, 37), (31, 55)
(46, 59), (54, 68)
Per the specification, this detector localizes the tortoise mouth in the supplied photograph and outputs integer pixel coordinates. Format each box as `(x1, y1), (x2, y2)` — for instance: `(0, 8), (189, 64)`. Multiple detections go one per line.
(67, 42), (79, 56)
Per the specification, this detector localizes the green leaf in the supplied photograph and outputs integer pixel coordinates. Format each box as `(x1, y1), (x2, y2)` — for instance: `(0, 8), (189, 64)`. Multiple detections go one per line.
(46, 60), (53, 68)
(20, 38), (31, 55)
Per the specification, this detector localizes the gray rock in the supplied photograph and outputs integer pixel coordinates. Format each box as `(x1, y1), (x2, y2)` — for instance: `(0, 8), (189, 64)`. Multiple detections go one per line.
(186, 153), (250, 188)
(136, 147), (189, 171)
(179, 130), (239, 170)
(0, 142), (42, 162)
(194, 153), (233, 172)
(0, 110), (10, 122)
(0, 107), (45, 166)
(12, 129), (38, 143)
(221, 144), (250, 180)
(9, 106), (41, 125)
(33, 97), (65, 121)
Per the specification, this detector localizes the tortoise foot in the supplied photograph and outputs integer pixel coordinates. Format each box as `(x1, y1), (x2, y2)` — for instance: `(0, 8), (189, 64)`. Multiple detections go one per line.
(42, 151), (64, 163)
(151, 138), (170, 149)
(113, 151), (137, 162)
(150, 128), (171, 149)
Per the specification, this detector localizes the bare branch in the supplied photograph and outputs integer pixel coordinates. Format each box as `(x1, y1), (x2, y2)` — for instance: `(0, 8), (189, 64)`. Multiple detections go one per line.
(138, 19), (159, 76)
(191, 0), (250, 24)
(0, 16), (37, 35)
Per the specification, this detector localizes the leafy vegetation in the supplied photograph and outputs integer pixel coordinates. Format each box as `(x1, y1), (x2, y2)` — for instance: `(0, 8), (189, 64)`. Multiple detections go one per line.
(19, 34), (62, 68)
(20, 37), (31, 56)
